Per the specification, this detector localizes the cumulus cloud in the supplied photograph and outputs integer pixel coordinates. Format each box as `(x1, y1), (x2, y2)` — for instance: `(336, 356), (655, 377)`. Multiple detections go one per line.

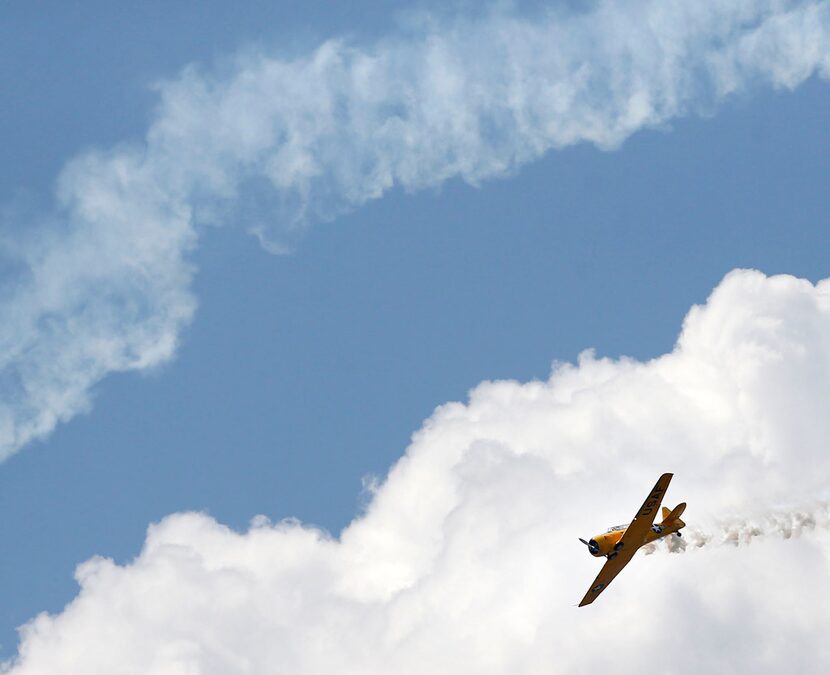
(3, 0), (830, 460)
(4, 270), (830, 673)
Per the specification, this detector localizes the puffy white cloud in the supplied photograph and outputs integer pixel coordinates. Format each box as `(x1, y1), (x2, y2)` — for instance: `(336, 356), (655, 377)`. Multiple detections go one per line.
(3, 0), (830, 460)
(5, 270), (830, 673)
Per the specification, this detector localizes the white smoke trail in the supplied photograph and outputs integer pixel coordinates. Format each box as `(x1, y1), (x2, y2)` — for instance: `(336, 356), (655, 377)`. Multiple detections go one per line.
(643, 503), (830, 554)
(3, 0), (830, 460)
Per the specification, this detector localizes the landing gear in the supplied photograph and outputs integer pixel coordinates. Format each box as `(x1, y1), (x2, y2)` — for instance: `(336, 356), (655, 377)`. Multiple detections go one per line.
(613, 542), (624, 551)
(676, 531), (682, 538)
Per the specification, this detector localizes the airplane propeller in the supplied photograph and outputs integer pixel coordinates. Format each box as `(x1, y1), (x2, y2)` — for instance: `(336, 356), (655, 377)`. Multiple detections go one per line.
(579, 538), (600, 555)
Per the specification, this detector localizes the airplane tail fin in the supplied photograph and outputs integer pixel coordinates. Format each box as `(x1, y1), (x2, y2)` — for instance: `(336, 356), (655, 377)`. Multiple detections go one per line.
(661, 502), (686, 524)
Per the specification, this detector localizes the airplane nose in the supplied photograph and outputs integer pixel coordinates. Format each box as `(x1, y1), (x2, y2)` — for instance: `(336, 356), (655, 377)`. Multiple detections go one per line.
(580, 538), (600, 555)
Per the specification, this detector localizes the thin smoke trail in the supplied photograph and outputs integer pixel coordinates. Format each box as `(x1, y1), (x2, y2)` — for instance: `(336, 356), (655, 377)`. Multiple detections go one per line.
(643, 503), (830, 554)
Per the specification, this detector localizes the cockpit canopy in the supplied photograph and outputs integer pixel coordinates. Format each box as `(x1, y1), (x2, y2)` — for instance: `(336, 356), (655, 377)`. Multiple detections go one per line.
(605, 524), (627, 533)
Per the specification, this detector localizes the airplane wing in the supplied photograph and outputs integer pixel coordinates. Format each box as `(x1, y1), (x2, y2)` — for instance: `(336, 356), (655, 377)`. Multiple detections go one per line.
(578, 547), (636, 606)
(578, 473), (673, 607)
(615, 472), (673, 554)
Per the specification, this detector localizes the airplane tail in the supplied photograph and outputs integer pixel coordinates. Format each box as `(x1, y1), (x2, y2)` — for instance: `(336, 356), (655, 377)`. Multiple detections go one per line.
(661, 502), (686, 525)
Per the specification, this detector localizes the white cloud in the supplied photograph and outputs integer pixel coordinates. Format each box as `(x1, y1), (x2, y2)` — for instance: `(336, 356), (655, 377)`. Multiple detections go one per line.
(2, 1), (830, 460)
(4, 270), (830, 673)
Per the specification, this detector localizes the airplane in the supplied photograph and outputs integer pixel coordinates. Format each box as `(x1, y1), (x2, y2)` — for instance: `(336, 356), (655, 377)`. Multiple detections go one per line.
(578, 472), (686, 607)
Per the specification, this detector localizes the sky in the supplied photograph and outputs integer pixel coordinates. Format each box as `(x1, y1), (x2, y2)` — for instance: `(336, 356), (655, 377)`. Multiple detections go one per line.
(1, 1), (830, 672)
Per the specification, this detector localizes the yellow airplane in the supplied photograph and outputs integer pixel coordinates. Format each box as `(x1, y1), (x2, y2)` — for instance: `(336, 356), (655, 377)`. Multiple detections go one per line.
(578, 472), (686, 607)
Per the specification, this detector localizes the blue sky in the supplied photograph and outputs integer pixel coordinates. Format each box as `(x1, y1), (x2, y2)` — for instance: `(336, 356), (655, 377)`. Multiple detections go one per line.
(2, 2), (830, 672)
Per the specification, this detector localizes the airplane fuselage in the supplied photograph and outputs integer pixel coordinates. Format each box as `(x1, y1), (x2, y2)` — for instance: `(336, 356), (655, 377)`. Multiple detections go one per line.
(585, 504), (686, 558)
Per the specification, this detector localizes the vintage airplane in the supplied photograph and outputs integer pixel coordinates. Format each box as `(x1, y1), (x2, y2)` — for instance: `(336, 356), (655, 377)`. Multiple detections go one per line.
(578, 472), (686, 607)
